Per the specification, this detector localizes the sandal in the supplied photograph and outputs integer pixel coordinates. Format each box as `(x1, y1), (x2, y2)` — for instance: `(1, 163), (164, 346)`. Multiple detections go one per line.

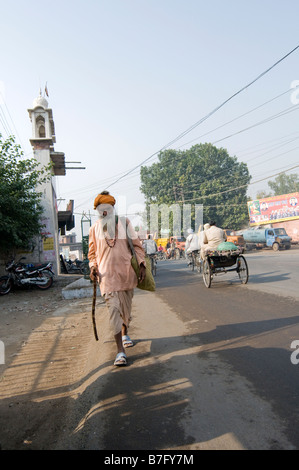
(122, 335), (134, 348)
(114, 352), (127, 366)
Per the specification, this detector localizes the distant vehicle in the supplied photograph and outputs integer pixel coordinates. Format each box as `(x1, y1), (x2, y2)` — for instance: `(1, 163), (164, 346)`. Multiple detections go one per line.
(269, 220), (299, 244)
(154, 235), (186, 251)
(153, 235), (186, 260)
(242, 227), (292, 251)
(170, 236), (186, 251)
(223, 230), (245, 249)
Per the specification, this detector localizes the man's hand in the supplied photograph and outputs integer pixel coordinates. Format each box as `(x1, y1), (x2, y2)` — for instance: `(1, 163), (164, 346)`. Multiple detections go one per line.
(138, 263), (146, 283)
(90, 266), (101, 282)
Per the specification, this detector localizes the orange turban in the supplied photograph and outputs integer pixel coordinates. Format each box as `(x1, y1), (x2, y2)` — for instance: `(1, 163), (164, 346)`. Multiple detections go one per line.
(94, 193), (116, 209)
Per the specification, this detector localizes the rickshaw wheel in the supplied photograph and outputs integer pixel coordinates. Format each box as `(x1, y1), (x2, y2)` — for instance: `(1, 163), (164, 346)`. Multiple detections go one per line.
(202, 260), (212, 288)
(237, 255), (249, 284)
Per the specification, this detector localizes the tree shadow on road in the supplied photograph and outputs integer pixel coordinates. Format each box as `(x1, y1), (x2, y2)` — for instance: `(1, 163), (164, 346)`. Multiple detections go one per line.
(246, 271), (291, 284)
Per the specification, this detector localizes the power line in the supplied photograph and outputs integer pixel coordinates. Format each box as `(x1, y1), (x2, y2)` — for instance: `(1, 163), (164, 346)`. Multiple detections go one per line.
(178, 163), (299, 203)
(138, 131), (299, 197)
(62, 46), (299, 211)
(232, 130), (299, 157)
(175, 87), (293, 150)
(62, 68), (299, 206)
(0, 107), (12, 136)
(0, 89), (24, 148)
(212, 104), (299, 145)
(74, 163), (299, 220)
(249, 143), (299, 170)
(70, 127), (299, 211)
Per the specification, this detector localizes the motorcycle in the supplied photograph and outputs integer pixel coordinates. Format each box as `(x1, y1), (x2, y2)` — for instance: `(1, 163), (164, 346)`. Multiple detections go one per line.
(0, 257), (55, 295)
(60, 255), (86, 274)
(72, 258), (87, 274)
(25, 261), (55, 277)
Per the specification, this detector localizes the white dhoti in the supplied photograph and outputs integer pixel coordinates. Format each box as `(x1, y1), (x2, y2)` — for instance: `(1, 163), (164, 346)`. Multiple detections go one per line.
(201, 244), (217, 259)
(104, 290), (134, 335)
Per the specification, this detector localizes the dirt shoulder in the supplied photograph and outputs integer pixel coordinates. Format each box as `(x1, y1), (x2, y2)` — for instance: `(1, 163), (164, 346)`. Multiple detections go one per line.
(0, 274), (91, 449)
(0, 274), (82, 366)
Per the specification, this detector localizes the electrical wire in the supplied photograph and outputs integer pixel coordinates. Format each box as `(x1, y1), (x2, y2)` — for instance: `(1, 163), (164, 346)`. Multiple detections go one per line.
(61, 93), (299, 206)
(71, 129), (299, 212)
(177, 163), (299, 203)
(63, 46), (299, 217)
(0, 107), (12, 136)
(212, 104), (299, 146)
(105, 43), (299, 189)
(231, 130), (299, 156)
(137, 133), (299, 198)
(175, 87), (293, 150)
(0, 89), (25, 149)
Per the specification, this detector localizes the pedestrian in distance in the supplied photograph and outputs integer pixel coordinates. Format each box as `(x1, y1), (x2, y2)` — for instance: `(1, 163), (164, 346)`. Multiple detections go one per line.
(88, 191), (146, 367)
(142, 235), (158, 275)
(142, 234), (158, 255)
(185, 228), (201, 265)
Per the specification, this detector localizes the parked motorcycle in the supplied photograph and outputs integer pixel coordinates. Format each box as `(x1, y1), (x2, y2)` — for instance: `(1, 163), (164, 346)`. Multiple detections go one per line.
(25, 261), (55, 277)
(0, 257), (54, 295)
(73, 258), (86, 273)
(60, 255), (88, 275)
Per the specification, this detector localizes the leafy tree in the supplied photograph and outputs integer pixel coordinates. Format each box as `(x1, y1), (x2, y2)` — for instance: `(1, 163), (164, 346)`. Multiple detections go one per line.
(267, 173), (299, 196)
(0, 134), (51, 254)
(255, 190), (272, 199)
(140, 143), (251, 232)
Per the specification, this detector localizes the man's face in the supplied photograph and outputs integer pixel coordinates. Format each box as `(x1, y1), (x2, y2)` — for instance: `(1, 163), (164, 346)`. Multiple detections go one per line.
(96, 204), (116, 237)
(97, 204), (114, 219)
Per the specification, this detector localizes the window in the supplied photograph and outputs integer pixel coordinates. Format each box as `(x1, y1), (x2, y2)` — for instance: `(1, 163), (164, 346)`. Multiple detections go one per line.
(36, 115), (46, 138)
(39, 125), (45, 138)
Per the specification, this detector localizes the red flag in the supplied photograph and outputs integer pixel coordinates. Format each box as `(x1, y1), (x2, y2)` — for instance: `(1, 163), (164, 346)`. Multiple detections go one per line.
(45, 83), (49, 97)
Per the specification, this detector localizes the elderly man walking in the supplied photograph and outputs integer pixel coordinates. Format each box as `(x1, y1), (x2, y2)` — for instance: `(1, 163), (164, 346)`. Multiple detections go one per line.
(88, 191), (146, 366)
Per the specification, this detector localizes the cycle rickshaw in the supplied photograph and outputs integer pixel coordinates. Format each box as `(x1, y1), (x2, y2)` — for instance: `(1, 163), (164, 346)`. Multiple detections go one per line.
(202, 247), (249, 288)
(188, 249), (202, 273)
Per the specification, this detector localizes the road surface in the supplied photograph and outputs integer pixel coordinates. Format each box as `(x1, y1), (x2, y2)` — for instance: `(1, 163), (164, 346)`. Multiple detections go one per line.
(1, 248), (299, 450)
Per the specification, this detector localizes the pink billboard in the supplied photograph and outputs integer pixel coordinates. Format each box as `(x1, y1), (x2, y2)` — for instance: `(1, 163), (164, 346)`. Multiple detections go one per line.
(248, 192), (299, 226)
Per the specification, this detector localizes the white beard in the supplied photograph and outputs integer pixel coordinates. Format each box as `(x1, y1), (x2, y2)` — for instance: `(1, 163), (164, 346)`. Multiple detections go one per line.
(96, 205), (117, 239)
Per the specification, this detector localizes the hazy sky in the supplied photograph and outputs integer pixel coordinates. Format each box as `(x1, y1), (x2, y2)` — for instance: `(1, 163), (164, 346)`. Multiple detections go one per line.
(1, 0), (299, 237)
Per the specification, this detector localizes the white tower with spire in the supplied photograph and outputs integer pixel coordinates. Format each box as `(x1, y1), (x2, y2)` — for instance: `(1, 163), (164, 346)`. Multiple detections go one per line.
(28, 90), (66, 274)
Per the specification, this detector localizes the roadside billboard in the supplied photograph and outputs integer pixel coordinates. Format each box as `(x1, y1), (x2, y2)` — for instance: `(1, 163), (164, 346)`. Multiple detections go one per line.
(248, 192), (299, 226)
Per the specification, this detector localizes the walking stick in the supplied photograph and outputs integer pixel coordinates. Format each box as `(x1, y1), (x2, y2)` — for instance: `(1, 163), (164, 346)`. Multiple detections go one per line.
(92, 277), (99, 341)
